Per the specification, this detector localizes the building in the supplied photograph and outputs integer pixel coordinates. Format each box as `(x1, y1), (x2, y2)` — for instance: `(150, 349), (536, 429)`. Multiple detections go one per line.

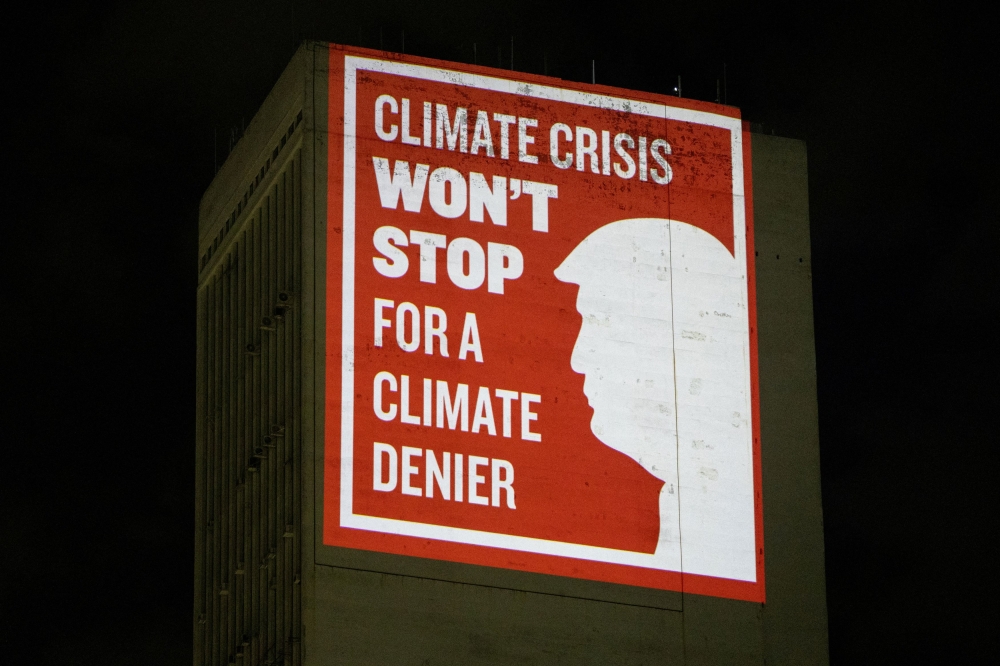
(195, 41), (828, 665)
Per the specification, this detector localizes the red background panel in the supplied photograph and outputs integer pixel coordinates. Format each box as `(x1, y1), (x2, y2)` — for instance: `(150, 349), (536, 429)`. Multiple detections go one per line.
(323, 45), (763, 602)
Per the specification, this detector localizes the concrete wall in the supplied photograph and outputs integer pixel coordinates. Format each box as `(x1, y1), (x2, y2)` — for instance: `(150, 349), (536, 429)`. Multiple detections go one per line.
(303, 49), (827, 661)
(752, 134), (829, 663)
(197, 41), (828, 665)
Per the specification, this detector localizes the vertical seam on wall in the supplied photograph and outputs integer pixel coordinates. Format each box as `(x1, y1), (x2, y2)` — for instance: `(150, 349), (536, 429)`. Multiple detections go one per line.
(663, 114), (689, 660)
(667, 217), (689, 666)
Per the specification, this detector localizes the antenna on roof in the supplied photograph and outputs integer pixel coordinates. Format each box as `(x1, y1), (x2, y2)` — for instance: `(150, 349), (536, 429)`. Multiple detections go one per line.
(592, 60), (595, 84)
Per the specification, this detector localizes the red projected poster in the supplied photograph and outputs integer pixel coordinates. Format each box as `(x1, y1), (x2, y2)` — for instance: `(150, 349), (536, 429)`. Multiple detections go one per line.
(324, 47), (763, 602)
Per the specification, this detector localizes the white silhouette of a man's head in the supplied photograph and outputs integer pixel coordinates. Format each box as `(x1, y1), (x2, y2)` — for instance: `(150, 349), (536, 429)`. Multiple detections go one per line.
(554, 218), (680, 484)
(555, 217), (758, 579)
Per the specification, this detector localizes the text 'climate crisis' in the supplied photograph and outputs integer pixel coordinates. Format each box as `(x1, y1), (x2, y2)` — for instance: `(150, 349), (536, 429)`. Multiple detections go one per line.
(374, 95), (674, 184)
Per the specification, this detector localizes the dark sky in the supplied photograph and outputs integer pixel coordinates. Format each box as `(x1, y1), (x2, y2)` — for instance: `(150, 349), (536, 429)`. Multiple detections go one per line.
(3, 1), (996, 663)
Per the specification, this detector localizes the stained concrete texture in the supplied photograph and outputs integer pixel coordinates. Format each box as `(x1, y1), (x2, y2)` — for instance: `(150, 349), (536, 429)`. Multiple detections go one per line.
(197, 42), (828, 666)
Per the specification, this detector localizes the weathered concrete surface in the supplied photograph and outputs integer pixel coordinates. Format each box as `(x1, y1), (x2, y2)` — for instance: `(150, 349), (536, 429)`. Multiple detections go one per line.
(309, 565), (685, 665)
(197, 41), (829, 665)
(301, 132), (828, 666)
(752, 133), (830, 665)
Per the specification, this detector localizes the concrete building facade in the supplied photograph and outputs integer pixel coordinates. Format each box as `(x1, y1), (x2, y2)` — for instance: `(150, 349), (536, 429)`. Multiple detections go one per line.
(195, 41), (828, 665)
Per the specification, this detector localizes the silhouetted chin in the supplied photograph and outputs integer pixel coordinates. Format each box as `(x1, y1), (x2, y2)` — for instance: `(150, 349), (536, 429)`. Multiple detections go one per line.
(589, 413), (629, 463)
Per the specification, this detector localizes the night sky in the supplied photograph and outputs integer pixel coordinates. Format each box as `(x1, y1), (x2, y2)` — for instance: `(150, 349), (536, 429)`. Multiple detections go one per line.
(3, 1), (995, 662)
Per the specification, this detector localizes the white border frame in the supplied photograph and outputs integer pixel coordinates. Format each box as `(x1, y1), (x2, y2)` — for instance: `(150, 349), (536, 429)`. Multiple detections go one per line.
(339, 56), (751, 574)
